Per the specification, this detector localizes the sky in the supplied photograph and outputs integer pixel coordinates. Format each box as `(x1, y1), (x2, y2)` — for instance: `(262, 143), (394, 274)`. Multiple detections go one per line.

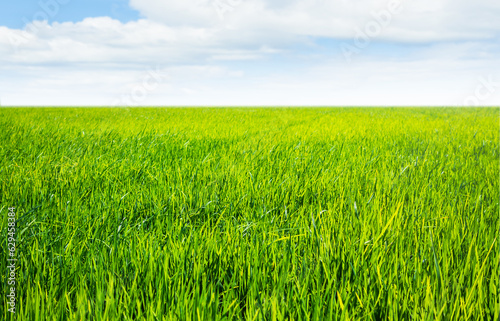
(0, 0), (499, 106)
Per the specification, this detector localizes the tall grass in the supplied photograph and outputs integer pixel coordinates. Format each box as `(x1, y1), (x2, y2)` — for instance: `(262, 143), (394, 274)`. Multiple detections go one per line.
(1, 107), (499, 320)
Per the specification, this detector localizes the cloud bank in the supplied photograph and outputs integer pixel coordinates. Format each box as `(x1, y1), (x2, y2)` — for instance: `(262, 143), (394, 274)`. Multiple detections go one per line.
(0, 0), (499, 106)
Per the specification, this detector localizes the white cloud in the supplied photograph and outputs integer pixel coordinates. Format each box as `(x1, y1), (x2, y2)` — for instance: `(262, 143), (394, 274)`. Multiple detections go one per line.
(130, 0), (500, 42)
(0, 0), (499, 106)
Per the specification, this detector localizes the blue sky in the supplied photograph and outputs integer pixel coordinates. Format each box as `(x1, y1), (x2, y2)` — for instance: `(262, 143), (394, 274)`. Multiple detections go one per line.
(0, 0), (140, 28)
(0, 0), (499, 106)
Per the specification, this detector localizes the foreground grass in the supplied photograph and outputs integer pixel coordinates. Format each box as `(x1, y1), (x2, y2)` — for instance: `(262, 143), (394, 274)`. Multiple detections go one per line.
(0, 107), (499, 320)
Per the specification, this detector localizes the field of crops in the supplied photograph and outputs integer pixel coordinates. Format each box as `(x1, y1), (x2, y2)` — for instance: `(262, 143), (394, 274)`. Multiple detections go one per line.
(1, 107), (499, 320)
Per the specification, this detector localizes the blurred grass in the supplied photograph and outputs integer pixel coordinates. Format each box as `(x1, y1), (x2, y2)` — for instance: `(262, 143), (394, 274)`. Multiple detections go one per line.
(0, 107), (499, 320)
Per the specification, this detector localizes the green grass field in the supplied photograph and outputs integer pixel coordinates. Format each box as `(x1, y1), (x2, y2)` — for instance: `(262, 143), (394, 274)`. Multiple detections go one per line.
(1, 107), (499, 320)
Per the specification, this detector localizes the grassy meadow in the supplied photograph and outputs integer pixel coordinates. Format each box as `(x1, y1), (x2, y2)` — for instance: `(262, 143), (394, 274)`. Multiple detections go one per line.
(1, 107), (499, 320)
